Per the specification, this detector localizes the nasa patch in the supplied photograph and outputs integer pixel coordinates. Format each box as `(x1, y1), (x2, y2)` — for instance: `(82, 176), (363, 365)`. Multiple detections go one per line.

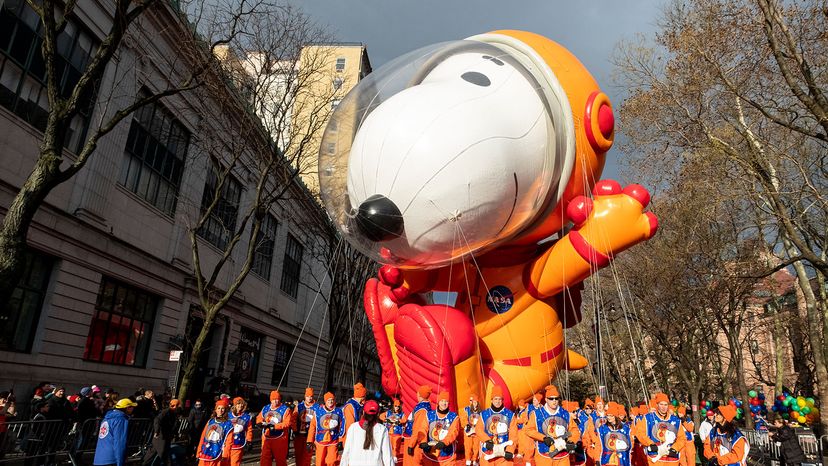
(486, 286), (514, 314)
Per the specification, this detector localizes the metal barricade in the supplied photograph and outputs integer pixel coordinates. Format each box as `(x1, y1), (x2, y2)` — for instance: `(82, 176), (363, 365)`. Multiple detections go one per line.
(0, 417), (154, 465)
(744, 429), (822, 466)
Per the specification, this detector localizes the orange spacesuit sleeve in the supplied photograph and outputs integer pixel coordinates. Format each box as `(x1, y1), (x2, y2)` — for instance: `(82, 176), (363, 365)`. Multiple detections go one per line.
(307, 414), (317, 442)
(411, 411), (429, 446)
(635, 418), (653, 447)
(344, 404), (356, 430)
(525, 412), (545, 442)
(255, 411), (264, 425)
(379, 412), (388, 422)
(222, 425), (234, 458)
(474, 415), (491, 443)
(671, 423), (687, 452)
(703, 435), (714, 459)
(588, 430), (602, 461)
(507, 415), (519, 453)
(245, 417), (253, 442)
(716, 436), (747, 465)
(568, 415), (581, 443)
(273, 409), (291, 431)
(440, 416), (460, 445)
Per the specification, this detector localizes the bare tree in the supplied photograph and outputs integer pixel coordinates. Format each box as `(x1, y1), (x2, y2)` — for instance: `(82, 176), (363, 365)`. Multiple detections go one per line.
(614, 0), (827, 429)
(0, 0), (266, 304)
(173, 5), (347, 401)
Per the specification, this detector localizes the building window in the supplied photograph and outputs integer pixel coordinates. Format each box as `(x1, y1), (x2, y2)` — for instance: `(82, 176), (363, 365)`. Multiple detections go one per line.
(236, 326), (263, 383)
(119, 90), (189, 215)
(335, 57), (346, 73)
(332, 77), (343, 90)
(252, 214), (278, 280)
(280, 234), (303, 298)
(197, 168), (242, 250)
(270, 340), (291, 385)
(0, 0), (98, 153)
(1, 249), (54, 352)
(83, 277), (158, 367)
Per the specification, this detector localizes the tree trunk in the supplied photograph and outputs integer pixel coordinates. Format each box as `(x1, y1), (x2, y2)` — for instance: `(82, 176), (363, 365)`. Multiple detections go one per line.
(177, 308), (218, 402)
(772, 301), (785, 396)
(783, 234), (828, 434)
(0, 150), (61, 303)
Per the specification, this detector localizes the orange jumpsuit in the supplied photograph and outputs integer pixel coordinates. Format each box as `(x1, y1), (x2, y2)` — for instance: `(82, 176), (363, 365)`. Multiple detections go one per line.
(519, 407), (536, 464)
(380, 409), (407, 462)
(475, 409), (519, 466)
(293, 402), (316, 466)
(404, 401), (432, 466)
(703, 429), (747, 466)
(525, 406), (581, 466)
(459, 406), (482, 464)
(197, 419), (235, 466)
(343, 399), (363, 432)
(680, 420), (695, 466)
(412, 410), (461, 466)
(633, 413), (687, 466)
(307, 406), (345, 466)
(228, 412), (253, 466)
(257, 405), (292, 466)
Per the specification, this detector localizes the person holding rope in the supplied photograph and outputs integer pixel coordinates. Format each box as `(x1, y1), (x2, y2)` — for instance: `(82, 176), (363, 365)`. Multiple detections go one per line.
(676, 407), (695, 466)
(404, 386), (434, 466)
(520, 392), (544, 465)
(412, 391), (460, 466)
(228, 397), (253, 466)
(257, 391), (292, 466)
(703, 406), (747, 466)
(525, 385), (580, 466)
(293, 388), (317, 466)
(307, 392), (345, 466)
(633, 393), (686, 466)
(344, 383), (367, 432)
(476, 386), (518, 464)
(588, 403), (631, 466)
(460, 394), (482, 466)
(380, 398), (406, 462)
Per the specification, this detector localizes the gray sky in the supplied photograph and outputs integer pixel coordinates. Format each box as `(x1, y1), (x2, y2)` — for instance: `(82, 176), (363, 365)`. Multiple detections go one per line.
(295, 0), (665, 180)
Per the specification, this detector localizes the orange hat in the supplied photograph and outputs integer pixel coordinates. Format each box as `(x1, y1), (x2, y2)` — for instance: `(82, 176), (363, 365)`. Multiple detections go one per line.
(607, 402), (624, 417)
(305, 388), (314, 397)
(718, 405), (737, 422)
(232, 397), (244, 405)
(418, 385), (432, 399)
(393, 398), (402, 407)
(546, 385), (560, 398)
(571, 400), (580, 410)
(492, 386), (504, 399)
(438, 391), (450, 402)
(677, 406), (686, 417)
(534, 393), (544, 403)
(215, 399), (230, 408)
(595, 396), (604, 404)
(270, 390), (281, 401)
(353, 383), (367, 398)
(630, 406), (638, 416)
(584, 398), (595, 408)
(169, 399), (181, 409)
(653, 393), (669, 404)
(324, 392), (335, 402)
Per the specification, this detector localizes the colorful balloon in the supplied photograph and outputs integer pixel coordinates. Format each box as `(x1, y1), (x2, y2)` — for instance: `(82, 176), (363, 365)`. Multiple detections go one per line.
(749, 390), (757, 398)
(323, 31), (658, 409)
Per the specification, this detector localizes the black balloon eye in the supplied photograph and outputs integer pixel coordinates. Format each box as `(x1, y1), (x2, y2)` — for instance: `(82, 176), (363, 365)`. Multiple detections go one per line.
(461, 71), (490, 87)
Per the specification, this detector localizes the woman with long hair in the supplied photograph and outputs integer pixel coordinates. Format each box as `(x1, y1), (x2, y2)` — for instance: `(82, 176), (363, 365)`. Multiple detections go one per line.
(340, 399), (394, 466)
(196, 399), (234, 466)
(703, 406), (748, 466)
(589, 402), (632, 466)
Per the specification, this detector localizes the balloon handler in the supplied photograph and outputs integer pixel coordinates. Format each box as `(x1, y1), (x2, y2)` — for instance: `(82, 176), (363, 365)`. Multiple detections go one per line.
(318, 30), (658, 413)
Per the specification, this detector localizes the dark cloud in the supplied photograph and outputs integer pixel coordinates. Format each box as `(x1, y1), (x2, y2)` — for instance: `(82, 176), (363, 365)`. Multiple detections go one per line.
(296, 0), (663, 180)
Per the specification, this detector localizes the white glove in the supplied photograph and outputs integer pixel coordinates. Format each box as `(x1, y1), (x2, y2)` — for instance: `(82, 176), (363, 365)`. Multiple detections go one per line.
(483, 440), (513, 460)
(657, 444), (670, 458)
(554, 438), (568, 451)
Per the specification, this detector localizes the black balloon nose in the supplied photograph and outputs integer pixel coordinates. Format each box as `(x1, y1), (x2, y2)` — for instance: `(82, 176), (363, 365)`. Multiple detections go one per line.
(354, 194), (404, 242)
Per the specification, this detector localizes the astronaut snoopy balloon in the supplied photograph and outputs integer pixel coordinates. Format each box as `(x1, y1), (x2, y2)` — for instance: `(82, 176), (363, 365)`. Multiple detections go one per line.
(319, 31), (658, 409)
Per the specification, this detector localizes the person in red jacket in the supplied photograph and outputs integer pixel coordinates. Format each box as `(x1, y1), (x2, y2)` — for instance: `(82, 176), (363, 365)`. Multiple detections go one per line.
(257, 391), (292, 466)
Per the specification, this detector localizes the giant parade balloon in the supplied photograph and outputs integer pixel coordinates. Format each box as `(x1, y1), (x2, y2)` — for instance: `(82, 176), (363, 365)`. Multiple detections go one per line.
(318, 30), (658, 411)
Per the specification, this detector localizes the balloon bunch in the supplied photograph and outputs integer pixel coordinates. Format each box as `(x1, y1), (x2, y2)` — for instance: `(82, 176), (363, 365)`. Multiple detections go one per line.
(771, 392), (819, 425)
(747, 390), (768, 421)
